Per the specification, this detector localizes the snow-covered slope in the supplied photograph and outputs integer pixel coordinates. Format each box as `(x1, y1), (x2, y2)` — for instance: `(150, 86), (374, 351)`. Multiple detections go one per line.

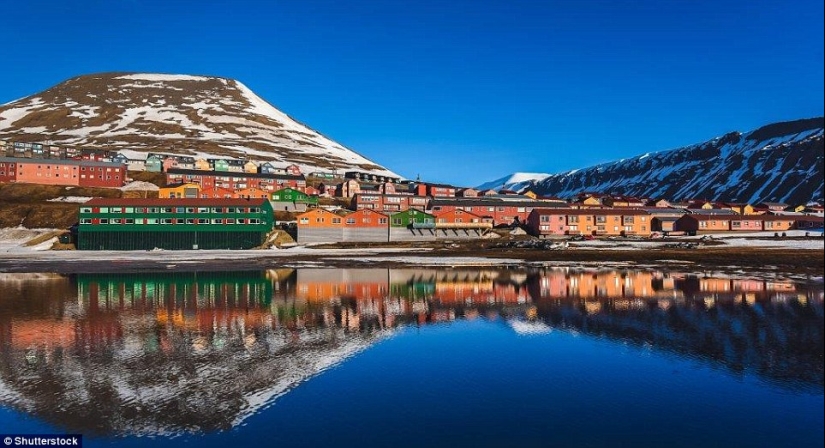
(491, 118), (823, 205)
(476, 172), (551, 192)
(0, 72), (399, 177)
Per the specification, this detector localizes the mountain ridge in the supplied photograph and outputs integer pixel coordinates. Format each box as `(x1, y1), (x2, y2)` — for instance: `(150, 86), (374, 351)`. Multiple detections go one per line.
(482, 117), (824, 205)
(0, 72), (399, 177)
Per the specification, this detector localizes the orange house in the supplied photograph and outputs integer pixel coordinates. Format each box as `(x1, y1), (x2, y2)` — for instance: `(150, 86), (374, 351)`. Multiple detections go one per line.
(297, 209), (346, 244)
(199, 186), (236, 199)
(674, 214), (731, 234)
(344, 209), (389, 228)
(234, 187), (270, 199)
(434, 209), (492, 229)
(159, 182), (201, 198)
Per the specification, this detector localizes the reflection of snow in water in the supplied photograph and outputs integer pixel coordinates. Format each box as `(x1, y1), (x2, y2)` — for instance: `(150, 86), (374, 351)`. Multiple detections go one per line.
(508, 319), (552, 335)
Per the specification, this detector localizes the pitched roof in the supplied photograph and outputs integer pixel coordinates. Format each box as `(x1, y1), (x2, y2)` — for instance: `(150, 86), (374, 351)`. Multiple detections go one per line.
(167, 168), (304, 180)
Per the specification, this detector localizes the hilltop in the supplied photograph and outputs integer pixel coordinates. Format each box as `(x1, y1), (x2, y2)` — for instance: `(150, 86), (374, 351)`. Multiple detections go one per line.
(0, 72), (399, 177)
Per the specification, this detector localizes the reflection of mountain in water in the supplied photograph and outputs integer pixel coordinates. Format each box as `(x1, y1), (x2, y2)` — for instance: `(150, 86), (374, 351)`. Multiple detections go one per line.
(526, 270), (825, 390)
(0, 271), (390, 436)
(0, 268), (822, 436)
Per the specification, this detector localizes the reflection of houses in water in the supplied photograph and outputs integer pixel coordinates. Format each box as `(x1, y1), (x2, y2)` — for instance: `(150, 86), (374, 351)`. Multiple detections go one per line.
(0, 271), (389, 437)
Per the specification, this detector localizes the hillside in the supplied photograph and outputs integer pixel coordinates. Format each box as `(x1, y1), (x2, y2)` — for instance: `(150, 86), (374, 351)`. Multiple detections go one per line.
(0, 72), (399, 177)
(489, 118), (824, 205)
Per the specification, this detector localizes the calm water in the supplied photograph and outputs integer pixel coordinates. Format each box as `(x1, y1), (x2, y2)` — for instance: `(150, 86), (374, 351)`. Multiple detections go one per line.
(0, 267), (822, 447)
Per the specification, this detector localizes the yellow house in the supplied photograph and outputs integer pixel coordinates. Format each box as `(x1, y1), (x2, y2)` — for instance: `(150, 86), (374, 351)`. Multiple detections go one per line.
(159, 182), (201, 199)
(725, 203), (755, 215)
(194, 158), (211, 170)
(244, 161), (259, 173)
(522, 190), (538, 199)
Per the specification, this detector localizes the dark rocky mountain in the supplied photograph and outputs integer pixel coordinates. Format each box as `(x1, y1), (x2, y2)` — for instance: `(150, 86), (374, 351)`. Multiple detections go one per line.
(508, 118), (823, 205)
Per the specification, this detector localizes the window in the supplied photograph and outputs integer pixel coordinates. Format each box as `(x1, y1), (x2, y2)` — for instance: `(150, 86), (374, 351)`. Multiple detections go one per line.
(237, 219), (246, 224)
(186, 218), (195, 224)
(346, 218), (356, 225)
(211, 219), (223, 224)
(111, 218), (122, 224)
(197, 218), (208, 224)
(111, 208), (122, 214)
(147, 218), (159, 224)
(299, 218), (309, 224)
(226, 218), (236, 224)
(80, 207), (92, 213)
(211, 207), (223, 213)
(99, 207), (109, 213)
(99, 218), (109, 224)
(80, 218), (92, 224)
(176, 218), (185, 224)
(198, 207), (209, 213)
(125, 218), (134, 224)
(186, 207), (195, 213)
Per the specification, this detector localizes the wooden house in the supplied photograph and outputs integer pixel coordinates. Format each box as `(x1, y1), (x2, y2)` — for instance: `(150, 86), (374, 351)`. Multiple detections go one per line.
(244, 161), (259, 173)
(145, 155), (163, 172)
(270, 187), (318, 212)
(389, 209), (436, 242)
(159, 183), (201, 199)
(235, 187), (270, 200)
(673, 215), (732, 234)
(336, 179), (361, 198)
(296, 209), (346, 244)
(194, 158), (211, 170)
(434, 209), (491, 239)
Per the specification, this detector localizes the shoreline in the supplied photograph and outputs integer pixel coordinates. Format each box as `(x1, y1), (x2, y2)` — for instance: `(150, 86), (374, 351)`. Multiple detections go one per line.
(1, 244), (822, 277)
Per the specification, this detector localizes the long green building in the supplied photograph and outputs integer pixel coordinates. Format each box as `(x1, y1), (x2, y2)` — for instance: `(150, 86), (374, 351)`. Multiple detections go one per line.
(78, 198), (274, 250)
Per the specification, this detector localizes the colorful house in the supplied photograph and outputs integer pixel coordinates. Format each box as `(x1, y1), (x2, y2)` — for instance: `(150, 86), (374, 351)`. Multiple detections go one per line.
(244, 161), (259, 173)
(340, 209), (390, 242)
(0, 157), (126, 188)
(145, 155), (163, 172)
(159, 182), (201, 199)
(194, 158), (211, 170)
(270, 187), (319, 212)
(389, 209), (435, 242)
(434, 209), (492, 239)
(77, 198), (274, 250)
(235, 187), (271, 199)
(673, 215), (732, 234)
(296, 209), (345, 244)
(526, 208), (652, 237)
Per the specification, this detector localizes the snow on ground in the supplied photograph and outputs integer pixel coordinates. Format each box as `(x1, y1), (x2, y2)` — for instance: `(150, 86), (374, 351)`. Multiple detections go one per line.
(115, 74), (212, 82)
(0, 228), (61, 253)
(121, 181), (159, 191)
(46, 196), (94, 203)
(332, 256), (526, 266)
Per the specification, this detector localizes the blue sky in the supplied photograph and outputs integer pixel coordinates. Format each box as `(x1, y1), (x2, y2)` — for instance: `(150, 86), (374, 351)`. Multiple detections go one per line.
(1, 0), (823, 186)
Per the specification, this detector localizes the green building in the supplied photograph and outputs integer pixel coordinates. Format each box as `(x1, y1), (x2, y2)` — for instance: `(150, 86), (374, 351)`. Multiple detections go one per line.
(389, 209), (435, 228)
(145, 155), (163, 172)
(78, 198), (274, 250)
(270, 187), (319, 212)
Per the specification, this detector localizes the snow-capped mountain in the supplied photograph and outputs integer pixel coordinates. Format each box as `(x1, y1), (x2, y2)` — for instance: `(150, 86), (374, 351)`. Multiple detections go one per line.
(0, 72), (399, 177)
(476, 172), (551, 192)
(488, 118), (823, 205)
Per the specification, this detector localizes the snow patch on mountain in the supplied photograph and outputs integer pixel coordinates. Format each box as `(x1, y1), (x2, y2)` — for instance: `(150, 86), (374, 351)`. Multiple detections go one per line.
(476, 172), (551, 192)
(0, 72), (399, 178)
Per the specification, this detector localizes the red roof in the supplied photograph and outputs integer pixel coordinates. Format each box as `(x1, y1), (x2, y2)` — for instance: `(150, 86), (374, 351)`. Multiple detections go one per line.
(84, 198), (269, 207)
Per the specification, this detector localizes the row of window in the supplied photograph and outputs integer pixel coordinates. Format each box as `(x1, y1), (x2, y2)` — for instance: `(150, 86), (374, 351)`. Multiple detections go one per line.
(80, 206), (263, 214)
(80, 218), (264, 225)
(299, 217), (391, 225)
